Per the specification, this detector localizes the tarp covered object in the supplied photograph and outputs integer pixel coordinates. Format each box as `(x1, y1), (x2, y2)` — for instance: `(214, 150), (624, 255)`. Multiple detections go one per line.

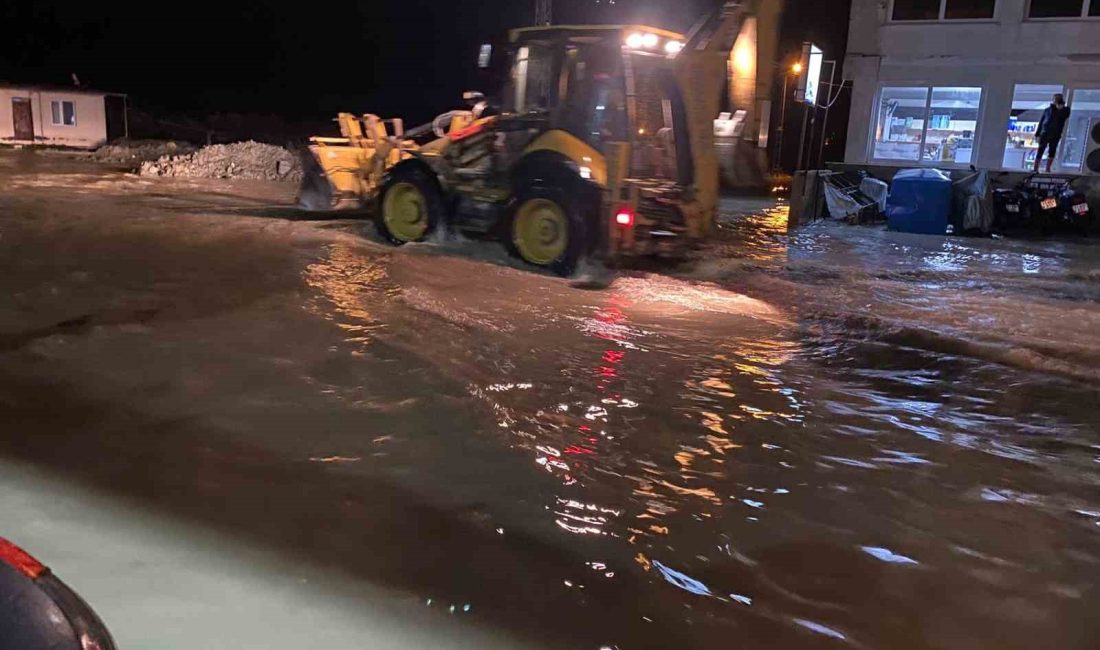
(886, 168), (953, 235)
(823, 180), (864, 220)
(860, 177), (889, 213)
(952, 170), (994, 234)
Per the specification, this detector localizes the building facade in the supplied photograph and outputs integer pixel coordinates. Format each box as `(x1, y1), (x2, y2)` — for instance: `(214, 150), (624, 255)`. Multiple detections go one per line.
(843, 0), (1100, 174)
(0, 84), (127, 149)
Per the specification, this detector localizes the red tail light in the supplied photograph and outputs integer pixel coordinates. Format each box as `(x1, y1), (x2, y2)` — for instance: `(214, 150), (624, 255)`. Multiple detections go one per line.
(615, 208), (635, 228)
(0, 538), (47, 579)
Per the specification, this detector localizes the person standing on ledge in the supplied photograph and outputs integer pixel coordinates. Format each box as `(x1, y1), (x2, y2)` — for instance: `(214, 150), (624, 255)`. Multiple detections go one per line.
(1033, 93), (1071, 173)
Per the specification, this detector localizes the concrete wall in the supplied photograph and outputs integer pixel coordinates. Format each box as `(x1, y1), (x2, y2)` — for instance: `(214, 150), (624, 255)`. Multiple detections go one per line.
(842, 0), (1100, 171)
(724, 0), (786, 188)
(0, 88), (110, 149)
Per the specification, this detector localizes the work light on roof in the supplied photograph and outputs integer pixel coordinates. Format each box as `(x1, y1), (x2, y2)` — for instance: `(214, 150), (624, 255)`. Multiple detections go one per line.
(626, 31), (663, 51)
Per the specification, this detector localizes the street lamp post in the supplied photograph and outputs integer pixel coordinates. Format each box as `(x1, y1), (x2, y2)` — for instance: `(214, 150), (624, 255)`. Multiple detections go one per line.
(815, 60), (838, 170)
(773, 62), (802, 173)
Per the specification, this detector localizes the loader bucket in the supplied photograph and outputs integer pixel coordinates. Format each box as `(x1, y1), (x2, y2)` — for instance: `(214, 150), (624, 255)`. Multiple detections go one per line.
(297, 139), (376, 212)
(297, 149), (336, 212)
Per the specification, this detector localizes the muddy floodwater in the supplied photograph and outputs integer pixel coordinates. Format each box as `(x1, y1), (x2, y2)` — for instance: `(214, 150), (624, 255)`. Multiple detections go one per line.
(1, 152), (1098, 649)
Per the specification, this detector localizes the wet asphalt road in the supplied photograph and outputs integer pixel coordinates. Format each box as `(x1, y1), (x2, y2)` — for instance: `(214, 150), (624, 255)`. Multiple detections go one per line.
(1, 152), (1099, 649)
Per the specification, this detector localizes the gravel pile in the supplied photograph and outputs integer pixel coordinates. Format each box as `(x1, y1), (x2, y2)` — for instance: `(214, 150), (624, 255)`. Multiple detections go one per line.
(94, 140), (196, 165)
(139, 141), (303, 183)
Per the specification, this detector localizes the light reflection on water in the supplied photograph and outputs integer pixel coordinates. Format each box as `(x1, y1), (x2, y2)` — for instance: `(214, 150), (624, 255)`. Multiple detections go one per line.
(304, 243), (391, 347)
(453, 268), (1099, 648)
(308, 211), (1100, 647)
(469, 281), (809, 544)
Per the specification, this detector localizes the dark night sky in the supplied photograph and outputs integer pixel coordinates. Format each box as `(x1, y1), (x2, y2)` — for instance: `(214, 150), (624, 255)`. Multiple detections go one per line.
(1, 0), (849, 130)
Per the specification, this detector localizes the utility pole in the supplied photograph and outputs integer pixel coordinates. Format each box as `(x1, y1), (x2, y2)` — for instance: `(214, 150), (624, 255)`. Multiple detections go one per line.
(535, 0), (552, 25)
(815, 61), (838, 169)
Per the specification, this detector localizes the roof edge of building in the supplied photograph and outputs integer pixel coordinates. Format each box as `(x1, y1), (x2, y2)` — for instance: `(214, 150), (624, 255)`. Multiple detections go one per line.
(0, 82), (126, 97)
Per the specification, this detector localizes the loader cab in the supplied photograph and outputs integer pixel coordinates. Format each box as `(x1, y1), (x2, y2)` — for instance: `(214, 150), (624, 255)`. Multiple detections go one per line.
(504, 25), (693, 186)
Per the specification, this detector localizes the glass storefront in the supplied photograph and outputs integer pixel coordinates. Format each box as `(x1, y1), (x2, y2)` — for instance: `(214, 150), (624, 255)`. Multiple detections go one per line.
(872, 86), (981, 164)
(1059, 89), (1100, 171)
(925, 87), (982, 163)
(869, 81), (1096, 172)
(873, 86), (928, 161)
(1002, 83), (1064, 170)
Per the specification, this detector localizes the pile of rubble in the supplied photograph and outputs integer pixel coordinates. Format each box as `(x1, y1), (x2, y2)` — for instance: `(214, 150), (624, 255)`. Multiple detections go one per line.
(94, 140), (196, 166)
(139, 141), (303, 183)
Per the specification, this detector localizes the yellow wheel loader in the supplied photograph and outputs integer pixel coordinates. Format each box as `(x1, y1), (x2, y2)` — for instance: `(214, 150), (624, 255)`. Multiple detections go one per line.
(301, 2), (758, 275)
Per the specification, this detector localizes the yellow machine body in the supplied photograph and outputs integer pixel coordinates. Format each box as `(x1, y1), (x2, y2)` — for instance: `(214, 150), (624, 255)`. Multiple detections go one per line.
(300, 2), (771, 265)
(523, 130), (609, 186)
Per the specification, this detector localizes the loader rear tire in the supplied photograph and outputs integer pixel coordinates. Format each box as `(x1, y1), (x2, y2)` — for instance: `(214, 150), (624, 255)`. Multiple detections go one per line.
(377, 166), (442, 245)
(505, 186), (586, 277)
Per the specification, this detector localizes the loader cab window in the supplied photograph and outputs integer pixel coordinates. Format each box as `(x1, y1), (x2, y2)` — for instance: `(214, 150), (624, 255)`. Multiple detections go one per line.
(556, 44), (629, 150)
(511, 43), (556, 113)
(628, 53), (691, 184)
(590, 82), (629, 144)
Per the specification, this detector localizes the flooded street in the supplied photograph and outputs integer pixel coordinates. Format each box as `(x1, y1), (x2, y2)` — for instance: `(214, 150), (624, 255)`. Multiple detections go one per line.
(1, 152), (1098, 648)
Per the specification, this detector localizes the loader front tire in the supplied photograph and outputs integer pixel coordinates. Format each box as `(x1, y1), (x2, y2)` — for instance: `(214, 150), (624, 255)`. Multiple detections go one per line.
(377, 166), (442, 245)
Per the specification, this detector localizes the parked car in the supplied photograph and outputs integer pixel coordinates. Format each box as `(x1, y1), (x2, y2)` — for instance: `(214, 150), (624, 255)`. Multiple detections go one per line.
(0, 538), (116, 650)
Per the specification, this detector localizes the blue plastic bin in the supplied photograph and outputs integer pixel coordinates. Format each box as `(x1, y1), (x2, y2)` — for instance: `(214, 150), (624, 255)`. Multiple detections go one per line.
(886, 168), (953, 235)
